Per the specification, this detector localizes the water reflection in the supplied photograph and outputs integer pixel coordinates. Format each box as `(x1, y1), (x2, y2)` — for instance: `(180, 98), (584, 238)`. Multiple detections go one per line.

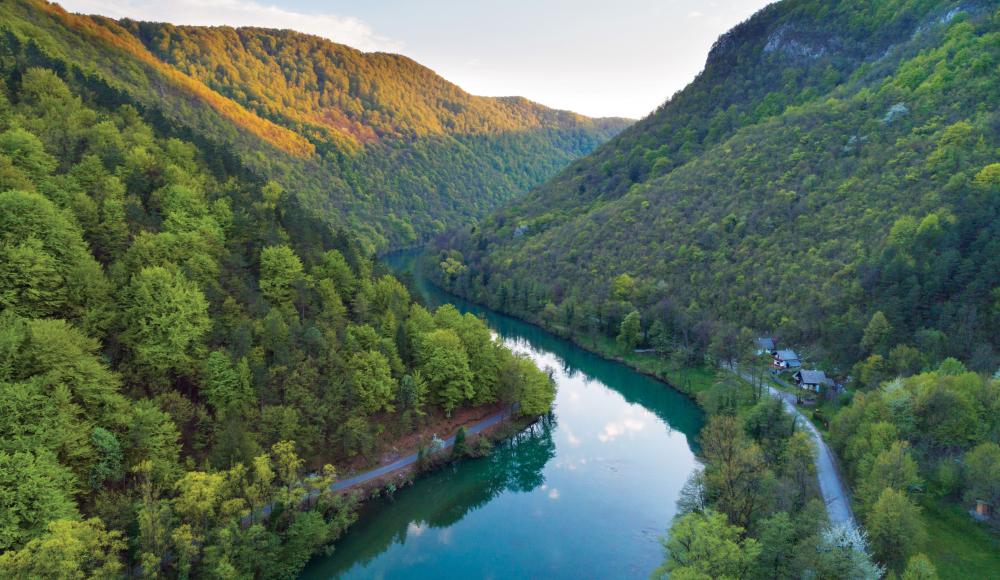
(300, 251), (703, 579)
(392, 255), (701, 452)
(303, 416), (557, 578)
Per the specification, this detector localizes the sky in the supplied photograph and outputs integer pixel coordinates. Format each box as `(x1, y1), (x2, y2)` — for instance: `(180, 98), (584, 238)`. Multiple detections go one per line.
(57, 0), (775, 119)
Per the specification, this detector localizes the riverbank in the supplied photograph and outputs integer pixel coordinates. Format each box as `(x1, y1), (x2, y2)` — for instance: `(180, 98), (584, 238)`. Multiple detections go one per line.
(302, 251), (704, 577)
(563, 333), (717, 398)
(329, 405), (536, 497)
(403, 250), (714, 400)
(332, 403), (504, 485)
(479, 310), (860, 527)
(417, 262), (860, 528)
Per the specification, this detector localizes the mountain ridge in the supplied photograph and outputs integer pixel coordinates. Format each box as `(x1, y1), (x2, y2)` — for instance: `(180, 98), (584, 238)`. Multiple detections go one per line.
(429, 0), (1000, 371)
(1, 0), (630, 249)
(119, 19), (630, 145)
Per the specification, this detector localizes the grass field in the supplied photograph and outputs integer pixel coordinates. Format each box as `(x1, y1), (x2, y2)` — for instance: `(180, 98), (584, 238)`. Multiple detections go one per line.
(585, 333), (719, 397)
(551, 323), (1000, 579)
(919, 496), (1000, 579)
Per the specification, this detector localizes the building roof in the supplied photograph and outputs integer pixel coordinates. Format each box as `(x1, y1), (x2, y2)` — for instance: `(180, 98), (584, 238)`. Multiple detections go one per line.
(797, 369), (832, 385)
(775, 349), (799, 361)
(755, 337), (775, 350)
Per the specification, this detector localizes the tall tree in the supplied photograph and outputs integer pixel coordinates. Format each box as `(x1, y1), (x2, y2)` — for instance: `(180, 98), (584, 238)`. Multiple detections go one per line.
(0, 450), (78, 551)
(120, 266), (210, 388)
(653, 510), (760, 580)
(866, 488), (927, 573)
(700, 416), (773, 530)
(415, 328), (474, 416)
(861, 311), (893, 355)
(963, 442), (1000, 510)
(346, 350), (396, 415)
(259, 245), (306, 313)
(617, 310), (642, 351)
(0, 518), (124, 579)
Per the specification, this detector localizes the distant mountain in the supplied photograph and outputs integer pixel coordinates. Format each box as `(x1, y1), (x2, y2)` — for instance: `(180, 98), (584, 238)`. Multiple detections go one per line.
(431, 0), (1000, 371)
(0, 27), (557, 578)
(0, 0), (629, 249)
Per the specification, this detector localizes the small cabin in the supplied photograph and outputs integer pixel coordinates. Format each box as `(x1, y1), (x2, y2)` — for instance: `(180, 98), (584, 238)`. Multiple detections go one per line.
(773, 349), (801, 369)
(972, 499), (993, 521)
(794, 369), (834, 393)
(755, 337), (777, 356)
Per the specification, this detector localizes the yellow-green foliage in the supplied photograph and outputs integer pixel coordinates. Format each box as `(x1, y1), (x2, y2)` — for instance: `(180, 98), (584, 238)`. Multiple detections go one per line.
(432, 2), (1000, 371)
(0, 63), (556, 577)
(0, 0), (629, 250)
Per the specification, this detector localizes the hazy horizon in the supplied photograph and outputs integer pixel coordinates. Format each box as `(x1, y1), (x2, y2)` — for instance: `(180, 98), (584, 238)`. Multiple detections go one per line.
(57, 0), (774, 119)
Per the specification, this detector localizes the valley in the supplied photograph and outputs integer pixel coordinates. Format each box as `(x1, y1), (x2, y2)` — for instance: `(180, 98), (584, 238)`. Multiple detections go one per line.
(301, 251), (702, 578)
(0, 0), (997, 578)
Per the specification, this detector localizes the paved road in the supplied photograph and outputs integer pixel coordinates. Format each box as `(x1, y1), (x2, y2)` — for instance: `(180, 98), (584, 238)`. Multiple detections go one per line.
(330, 408), (512, 491)
(244, 408), (514, 525)
(732, 367), (856, 527)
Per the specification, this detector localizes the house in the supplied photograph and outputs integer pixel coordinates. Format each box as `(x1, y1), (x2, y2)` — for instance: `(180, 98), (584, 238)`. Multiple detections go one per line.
(755, 337), (777, 356)
(972, 499), (993, 522)
(794, 369), (835, 394)
(773, 349), (801, 369)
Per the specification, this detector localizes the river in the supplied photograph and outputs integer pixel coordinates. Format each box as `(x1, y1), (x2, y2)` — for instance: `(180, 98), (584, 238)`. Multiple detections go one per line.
(300, 251), (703, 579)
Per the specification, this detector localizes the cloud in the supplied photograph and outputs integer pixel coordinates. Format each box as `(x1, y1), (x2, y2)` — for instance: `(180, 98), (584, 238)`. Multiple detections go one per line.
(438, 528), (453, 545)
(598, 418), (645, 443)
(57, 0), (401, 52)
(562, 423), (582, 446)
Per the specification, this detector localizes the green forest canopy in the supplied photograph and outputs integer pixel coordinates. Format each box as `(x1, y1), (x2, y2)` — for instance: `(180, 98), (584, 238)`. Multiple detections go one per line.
(431, 0), (1000, 375)
(0, 65), (555, 578)
(0, 0), (629, 251)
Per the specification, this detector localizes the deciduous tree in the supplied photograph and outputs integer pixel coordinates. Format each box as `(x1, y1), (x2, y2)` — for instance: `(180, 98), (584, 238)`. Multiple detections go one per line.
(653, 510), (760, 580)
(121, 266), (210, 387)
(866, 487), (926, 573)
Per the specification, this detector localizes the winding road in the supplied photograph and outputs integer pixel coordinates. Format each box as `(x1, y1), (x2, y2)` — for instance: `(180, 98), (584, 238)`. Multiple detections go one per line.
(732, 367), (856, 527)
(330, 408), (512, 491)
(245, 408), (513, 525)
(328, 366), (855, 522)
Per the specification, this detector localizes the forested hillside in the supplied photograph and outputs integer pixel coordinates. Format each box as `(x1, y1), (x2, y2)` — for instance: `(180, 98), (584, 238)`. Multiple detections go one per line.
(0, 0), (629, 250)
(431, 0), (1000, 373)
(0, 61), (554, 576)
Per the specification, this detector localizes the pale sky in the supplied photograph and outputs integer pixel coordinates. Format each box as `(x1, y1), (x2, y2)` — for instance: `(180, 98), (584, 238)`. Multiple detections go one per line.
(58, 0), (775, 119)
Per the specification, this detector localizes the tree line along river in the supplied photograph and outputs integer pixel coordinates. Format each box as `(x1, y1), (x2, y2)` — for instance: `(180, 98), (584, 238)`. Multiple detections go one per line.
(300, 250), (704, 579)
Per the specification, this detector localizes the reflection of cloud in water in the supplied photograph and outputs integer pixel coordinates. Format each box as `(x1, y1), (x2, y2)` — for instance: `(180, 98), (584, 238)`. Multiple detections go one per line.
(540, 483), (560, 498)
(318, 252), (708, 579)
(562, 423), (582, 446)
(552, 456), (588, 471)
(599, 418), (646, 442)
(307, 415), (558, 578)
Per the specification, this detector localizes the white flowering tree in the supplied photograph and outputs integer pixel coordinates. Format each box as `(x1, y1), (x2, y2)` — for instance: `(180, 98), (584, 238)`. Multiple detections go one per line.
(812, 522), (885, 579)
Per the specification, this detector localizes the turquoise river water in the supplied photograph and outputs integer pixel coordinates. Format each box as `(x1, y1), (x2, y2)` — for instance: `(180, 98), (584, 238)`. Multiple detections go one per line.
(300, 251), (703, 578)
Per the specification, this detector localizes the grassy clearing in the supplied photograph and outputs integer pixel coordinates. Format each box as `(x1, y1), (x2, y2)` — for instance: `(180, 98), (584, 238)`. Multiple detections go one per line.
(555, 324), (1000, 579)
(918, 496), (1000, 579)
(584, 333), (718, 397)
